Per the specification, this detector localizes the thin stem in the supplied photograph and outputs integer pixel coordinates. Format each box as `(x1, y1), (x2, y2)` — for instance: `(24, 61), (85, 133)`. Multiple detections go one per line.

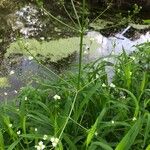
(77, 0), (86, 90)
(58, 91), (78, 139)
(62, 4), (77, 27)
(70, 0), (81, 28)
(91, 4), (111, 24)
(42, 7), (79, 32)
(77, 31), (84, 89)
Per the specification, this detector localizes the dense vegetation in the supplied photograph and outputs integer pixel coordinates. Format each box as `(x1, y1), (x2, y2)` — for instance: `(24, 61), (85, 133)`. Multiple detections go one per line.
(0, 0), (150, 150)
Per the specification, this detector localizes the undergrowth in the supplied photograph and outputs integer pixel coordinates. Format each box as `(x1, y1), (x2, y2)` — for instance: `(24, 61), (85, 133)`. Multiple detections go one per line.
(0, 43), (149, 150)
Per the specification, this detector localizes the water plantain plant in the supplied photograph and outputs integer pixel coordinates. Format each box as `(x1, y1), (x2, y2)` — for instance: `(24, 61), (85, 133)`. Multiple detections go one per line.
(0, 0), (150, 150)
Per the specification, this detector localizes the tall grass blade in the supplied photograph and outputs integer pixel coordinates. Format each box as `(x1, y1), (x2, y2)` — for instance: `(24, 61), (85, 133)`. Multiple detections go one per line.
(143, 113), (150, 147)
(115, 118), (142, 150)
(86, 108), (106, 147)
(7, 138), (21, 150)
(88, 141), (113, 150)
(0, 130), (4, 150)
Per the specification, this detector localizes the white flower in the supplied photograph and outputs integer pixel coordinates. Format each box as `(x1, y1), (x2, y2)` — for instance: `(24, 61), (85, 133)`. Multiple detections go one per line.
(110, 83), (116, 88)
(129, 72), (132, 76)
(53, 95), (61, 100)
(94, 132), (98, 136)
(17, 130), (21, 135)
(117, 69), (120, 73)
(9, 70), (15, 75)
(25, 97), (28, 101)
(96, 74), (99, 79)
(132, 117), (137, 121)
(50, 137), (55, 143)
(40, 37), (45, 40)
(103, 58), (108, 61)
(122, 96), (126, 99)
(43, 135), (48, 140)
(35, 128), (37, 132)
(130, 56), (135, 60)
(83, 50), (88, 55)
(14, 90), (18, 94)
(50, 137), (59, 147)
(9, 124), (12, 128)
(4, 92), (8, 96)
(111, 120), (115, 124)
(28, 56), (33, 60)
(90, 38), (95, 42)
(35, 141), (45, 150)
(102, 83), (106, 87)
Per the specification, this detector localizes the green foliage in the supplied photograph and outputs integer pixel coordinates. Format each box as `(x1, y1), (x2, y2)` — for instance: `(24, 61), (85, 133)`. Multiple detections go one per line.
(0, 42), (150, 149)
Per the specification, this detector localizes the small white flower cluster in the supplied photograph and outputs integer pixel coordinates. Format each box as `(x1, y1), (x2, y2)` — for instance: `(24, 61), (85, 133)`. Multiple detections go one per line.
(43, 135), (48, 140)
(25, 97), (28, 101)
(35, 141), (45, 150)
(4, 92), (8, 96)
(111, 120), (115, 124)
(53, 95), (61, 100)
(102, 83), (107, 87)
(132, 117), (137, 121)
(102, 83), (116, 88)
(50, 137), (59, 147)
(17, 130), (21, 135)
(9, 70), (15, 75)
(110, 83), (116, 88)
(130, 56), (136, 61)
(9, 124), (12, 128)
(28, 56), (33, 60)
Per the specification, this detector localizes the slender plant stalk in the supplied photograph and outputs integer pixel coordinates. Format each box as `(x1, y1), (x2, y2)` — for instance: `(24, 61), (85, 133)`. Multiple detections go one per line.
(70, 0), (81, 28)
(91, 4), (111, 24)
(42, 7), (79, 32)
(77, 0), (86, 90)
(62, 4), (77, 27)
(58, 91), (78, 139)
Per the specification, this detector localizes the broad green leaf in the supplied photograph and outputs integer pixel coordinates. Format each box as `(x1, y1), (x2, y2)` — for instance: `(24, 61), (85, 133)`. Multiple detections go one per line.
(115, 118), (142, 150)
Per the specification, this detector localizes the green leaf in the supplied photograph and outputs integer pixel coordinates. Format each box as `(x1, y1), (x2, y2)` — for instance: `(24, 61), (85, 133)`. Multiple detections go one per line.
(118, 88), (139, 117)
(146, 144), (150, 150)
(63, 134), (77, 150)
(143, 19), (150, 24)
(88, 141), (113, 150)
(0, 130), (4, 150)
(7, 138), (21, 150)
(86, 108), (106, 147)
(115, 118), (142, 150)
(143, 114), (150, 147)
(130, 23), (150, 29)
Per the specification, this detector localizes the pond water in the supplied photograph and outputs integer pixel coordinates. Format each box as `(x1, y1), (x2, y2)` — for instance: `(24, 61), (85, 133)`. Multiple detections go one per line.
(0, 3), (150, 101)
